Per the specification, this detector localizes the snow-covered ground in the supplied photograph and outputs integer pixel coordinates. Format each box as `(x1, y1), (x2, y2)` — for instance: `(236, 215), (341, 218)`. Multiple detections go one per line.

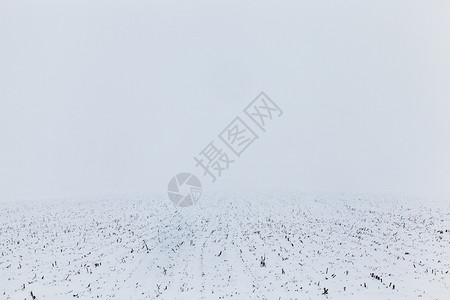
(1, 193), (449, 299)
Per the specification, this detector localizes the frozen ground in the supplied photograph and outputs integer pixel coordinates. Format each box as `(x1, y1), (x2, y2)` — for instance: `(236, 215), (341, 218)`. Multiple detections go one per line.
(1, 192), (449, 299)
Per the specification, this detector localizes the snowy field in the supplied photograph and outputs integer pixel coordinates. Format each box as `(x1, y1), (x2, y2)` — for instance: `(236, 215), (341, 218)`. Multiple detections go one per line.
(1, 193), (449, 300)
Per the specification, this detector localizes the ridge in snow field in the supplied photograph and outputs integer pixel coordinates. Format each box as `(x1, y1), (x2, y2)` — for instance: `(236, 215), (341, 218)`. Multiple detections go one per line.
(1, 193), (449, 299)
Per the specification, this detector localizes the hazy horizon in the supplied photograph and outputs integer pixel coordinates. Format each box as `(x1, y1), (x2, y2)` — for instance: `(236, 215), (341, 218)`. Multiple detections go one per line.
(1, 1), (449, 201)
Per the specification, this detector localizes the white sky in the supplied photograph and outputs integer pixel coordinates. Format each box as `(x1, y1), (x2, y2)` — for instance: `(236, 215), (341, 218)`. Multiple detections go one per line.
(1, 1), (449, 201)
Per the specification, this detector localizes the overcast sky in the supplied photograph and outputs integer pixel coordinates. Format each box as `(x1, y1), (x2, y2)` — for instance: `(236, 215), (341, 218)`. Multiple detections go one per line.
(1, 1), (449, 201)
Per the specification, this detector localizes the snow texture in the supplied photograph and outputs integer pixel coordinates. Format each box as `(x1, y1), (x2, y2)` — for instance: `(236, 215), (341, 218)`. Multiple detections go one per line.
(1, 193), (449, 299)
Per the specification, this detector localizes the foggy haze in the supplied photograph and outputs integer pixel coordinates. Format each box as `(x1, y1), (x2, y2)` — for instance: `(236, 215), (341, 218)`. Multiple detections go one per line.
(1, 1), (449, 201)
